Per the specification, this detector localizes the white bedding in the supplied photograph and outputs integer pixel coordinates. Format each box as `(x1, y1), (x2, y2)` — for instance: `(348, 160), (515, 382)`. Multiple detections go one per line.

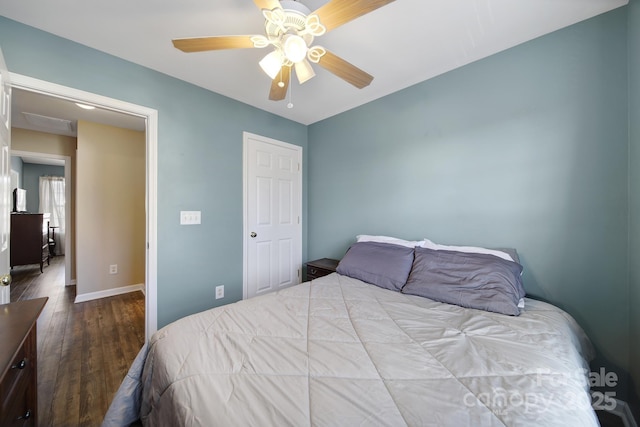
(103, 273), (598, 426)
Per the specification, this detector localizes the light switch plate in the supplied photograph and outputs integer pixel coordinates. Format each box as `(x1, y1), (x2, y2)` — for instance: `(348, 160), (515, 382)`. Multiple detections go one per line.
(180, 211), (201, 225)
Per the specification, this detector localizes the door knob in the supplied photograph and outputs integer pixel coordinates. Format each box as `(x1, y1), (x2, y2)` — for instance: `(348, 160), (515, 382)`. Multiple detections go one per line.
(250, 232), (257, 238)
(0, 274), (10, 287)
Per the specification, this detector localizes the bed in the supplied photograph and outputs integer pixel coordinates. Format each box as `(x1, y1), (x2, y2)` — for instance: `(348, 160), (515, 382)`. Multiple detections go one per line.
(103, 239), (598, 427)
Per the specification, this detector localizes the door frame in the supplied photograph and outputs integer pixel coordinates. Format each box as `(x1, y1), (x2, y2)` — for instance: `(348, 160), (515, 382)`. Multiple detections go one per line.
(242, 131), (302, 300)
(10, 73), (158, 341)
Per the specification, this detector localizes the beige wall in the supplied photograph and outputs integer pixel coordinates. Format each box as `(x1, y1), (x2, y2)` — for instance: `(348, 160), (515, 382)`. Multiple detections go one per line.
(76, 120), (145, 296)
(12, 128), (77, 156)
(12, 128), (77, 281)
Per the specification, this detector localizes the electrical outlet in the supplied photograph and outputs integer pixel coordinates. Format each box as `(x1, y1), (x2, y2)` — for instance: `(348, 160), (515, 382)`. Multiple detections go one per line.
(215, 285), (224, 300)
(109, 264), (118, 274)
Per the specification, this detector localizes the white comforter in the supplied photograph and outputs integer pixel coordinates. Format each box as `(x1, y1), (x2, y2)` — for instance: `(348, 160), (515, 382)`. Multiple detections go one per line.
(104, 273), (598, 426)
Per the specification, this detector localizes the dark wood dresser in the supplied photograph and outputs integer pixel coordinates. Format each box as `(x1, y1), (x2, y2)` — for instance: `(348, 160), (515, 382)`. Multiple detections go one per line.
(305, 258), (340, 281)
(10, 214), (50, 273)
(0, 297), (48, 426)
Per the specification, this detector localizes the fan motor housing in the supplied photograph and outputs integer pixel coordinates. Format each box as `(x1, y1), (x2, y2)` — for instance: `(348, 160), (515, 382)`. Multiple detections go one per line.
(265, 2), (313, 47)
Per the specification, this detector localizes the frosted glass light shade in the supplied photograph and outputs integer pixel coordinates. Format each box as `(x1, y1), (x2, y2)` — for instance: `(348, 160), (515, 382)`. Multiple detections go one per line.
(295, 59), (315, 84)
(283, 34), (308, 63)
(259, 51), (283, 79)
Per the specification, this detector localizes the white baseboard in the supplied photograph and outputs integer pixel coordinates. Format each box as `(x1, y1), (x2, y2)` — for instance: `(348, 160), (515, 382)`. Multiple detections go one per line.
(67, 279), (77, 287)
(608, 399), (639, 427)
(74, 283), (144, 303)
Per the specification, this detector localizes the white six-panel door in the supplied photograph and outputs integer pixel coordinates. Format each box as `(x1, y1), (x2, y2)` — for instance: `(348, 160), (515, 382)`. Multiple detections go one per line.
(0, 47), (11, 304)
(243, 132), (301, 299)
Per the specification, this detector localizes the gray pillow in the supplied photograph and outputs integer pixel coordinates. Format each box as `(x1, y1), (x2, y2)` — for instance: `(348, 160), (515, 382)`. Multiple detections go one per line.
(495, 247), (521, 264)
(336, 242), (415, 291)
(402, 247), (525, 316)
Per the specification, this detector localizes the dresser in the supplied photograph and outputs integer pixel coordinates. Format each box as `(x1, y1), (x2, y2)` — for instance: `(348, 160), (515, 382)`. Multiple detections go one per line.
(10, 214), (50, 273)
(0, 297), (47, 426)
(305, 258), (340, 281)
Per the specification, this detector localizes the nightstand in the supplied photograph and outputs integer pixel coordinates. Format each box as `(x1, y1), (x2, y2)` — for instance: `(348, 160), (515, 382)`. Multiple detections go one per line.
(0, 297), (48, 427)
(305, 258), (340, 281)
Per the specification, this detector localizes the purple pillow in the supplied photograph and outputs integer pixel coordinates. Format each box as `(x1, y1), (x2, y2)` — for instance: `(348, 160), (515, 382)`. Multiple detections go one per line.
(402, 247), (525, 316)
(337, 242), (414, 291)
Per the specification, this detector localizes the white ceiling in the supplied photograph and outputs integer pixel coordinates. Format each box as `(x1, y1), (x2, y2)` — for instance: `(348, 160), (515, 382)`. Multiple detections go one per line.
(18, 155), (64, 167)
(11, 88), (146, 137)
(0, 0), (628, 126)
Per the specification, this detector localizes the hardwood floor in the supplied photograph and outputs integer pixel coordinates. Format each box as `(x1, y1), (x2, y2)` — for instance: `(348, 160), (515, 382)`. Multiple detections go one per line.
(10, 256), (145, 427)
(596, 410), (626, 427)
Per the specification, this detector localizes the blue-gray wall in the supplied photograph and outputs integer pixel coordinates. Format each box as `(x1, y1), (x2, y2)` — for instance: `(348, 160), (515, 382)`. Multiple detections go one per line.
(10, 155), (22, 188)
(308, 7), (632, 398)
(629, 0), (640, 411)
(0, 16), (308, 327)
(21, 163), (63, 213)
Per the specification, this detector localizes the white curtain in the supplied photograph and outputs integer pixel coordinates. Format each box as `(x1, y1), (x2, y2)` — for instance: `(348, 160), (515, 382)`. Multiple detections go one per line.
(39, 176), (65, 255)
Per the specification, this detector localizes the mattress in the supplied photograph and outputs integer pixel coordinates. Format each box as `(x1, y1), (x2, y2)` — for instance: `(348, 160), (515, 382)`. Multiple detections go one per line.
(103, 273), (598, 426)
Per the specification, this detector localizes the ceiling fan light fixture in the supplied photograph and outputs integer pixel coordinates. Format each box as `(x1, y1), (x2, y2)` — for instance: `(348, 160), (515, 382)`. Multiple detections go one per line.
(171, 0), (394, 102)
(259, 50), (283, 79)
(294, 59), (315, 84)
(283, 34), (308, 63)
(279, 1), (311, 16)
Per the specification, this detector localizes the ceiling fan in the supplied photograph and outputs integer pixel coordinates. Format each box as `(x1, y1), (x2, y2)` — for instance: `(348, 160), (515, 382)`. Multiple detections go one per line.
(172, 0), (395, 102)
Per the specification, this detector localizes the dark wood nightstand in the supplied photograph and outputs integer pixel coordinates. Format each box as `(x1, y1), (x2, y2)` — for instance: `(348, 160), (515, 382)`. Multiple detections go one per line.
(0, 297), (48, 427)
(305, 258), (340, 281)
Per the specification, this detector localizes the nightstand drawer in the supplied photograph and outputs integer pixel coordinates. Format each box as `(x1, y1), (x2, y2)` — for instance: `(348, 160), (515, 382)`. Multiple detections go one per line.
(305, 258), (340, 281)
(307, 266), (333, 280)
(0, 329), (35, 415)
(0, 377), (34, 427)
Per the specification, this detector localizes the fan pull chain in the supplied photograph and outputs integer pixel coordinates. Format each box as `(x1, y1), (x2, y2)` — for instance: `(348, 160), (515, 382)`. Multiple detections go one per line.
(287, 78), (294, 109)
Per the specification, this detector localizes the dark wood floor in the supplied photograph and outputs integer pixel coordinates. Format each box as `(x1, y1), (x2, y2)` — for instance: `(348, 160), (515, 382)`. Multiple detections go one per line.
(596, 409), (626, 427)
(10, 256), (145, 427)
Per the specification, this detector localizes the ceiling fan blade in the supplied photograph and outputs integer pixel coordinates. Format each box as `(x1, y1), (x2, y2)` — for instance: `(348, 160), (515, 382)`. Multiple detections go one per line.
(253, 0), (281, 11)
(269, 66), (291, 101)
(172, 36), (256, 52)
(317, 50), (373, 89)
(311, 0), (395, 32)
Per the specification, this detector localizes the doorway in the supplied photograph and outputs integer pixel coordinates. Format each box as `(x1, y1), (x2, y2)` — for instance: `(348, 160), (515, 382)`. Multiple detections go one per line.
(11, 150), (71, 284)
(10, 73), (158, 340)
(242, 132), (302, 299)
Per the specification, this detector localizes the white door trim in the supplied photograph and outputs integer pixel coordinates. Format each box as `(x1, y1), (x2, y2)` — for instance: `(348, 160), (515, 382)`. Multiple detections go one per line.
(242, 131), (302, 300)
(9, 72), (159, 341)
